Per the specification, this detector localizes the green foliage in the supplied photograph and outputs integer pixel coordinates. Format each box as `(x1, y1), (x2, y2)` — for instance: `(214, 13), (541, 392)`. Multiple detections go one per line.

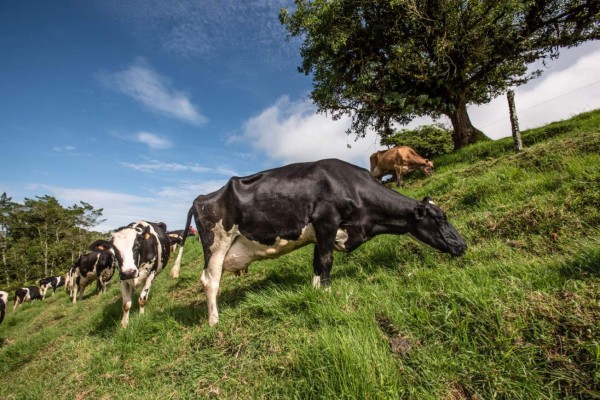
(1, 110), (600, 399)
(281, 0), (600, 148)
(0, 194), (105, 286)
(380, 123), (454, 159)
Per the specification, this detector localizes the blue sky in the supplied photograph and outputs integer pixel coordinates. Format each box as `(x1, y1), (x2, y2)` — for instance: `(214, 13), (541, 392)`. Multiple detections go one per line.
(1, 1), (599, 232)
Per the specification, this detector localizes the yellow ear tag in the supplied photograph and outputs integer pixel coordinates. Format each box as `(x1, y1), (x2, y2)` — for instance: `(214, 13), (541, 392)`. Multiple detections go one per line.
(144, 233), (151, 240)
(98, 245), (105, 251)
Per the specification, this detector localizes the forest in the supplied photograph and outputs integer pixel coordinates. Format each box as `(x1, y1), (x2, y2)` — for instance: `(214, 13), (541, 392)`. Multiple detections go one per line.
(0, 194), (104, 285)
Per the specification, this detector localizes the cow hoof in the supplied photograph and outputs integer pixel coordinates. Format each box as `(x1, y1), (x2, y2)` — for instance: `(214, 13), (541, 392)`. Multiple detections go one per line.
(170, 271), (179, 279)
(208, 316), (219, 326)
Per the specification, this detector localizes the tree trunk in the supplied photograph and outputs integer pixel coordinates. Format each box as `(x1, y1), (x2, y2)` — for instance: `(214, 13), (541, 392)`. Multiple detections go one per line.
(2, 251), (8, 285)
(447, 100), (485, 150)
(507, 90), (523, 152)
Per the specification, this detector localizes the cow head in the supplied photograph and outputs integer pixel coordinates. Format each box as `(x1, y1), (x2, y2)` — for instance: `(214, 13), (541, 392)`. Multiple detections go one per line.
(38, 280), (50, 298)
(423, 160), (434, 176)
(110, 223), (158, 281)
(410, 197), (466, 256)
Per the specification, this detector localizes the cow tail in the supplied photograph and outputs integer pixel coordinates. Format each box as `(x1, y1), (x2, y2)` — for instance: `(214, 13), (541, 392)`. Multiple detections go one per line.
(171, 207), (195, 278)
(0, 300), (5, 324)
(181, 206), (195, 244)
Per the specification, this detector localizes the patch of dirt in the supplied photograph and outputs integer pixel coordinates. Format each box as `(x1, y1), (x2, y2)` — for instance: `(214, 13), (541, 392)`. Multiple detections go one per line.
(375, 313), (418, 356)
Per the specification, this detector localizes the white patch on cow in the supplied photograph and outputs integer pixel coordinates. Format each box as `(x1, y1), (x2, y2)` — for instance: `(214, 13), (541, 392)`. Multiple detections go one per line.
(111, 227), (139, 276)
(222, 224), (318, 272)
(0, 291), (7, 305)
(334, 229), (349, 252)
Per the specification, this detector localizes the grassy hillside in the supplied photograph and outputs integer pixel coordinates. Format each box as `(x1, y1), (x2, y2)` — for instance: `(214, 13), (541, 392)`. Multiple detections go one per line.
(1, 110), (599, 399)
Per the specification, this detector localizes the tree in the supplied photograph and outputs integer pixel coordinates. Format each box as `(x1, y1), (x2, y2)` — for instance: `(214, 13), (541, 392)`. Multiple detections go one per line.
(280, 0), (600, 149)
(0, 193), (19, 284)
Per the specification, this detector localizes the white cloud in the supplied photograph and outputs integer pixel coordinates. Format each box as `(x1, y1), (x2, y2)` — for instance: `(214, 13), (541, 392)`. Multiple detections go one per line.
(101, 0), (299, 67)
(27, 183), (226, 232)
(101, 58), (207, 126)
(135, 131), (172, 149)
(238, 96), (379, 168)
(468, 46), (600, 139)
(120, 159), (238, 176)
(52, 145), (77, 153)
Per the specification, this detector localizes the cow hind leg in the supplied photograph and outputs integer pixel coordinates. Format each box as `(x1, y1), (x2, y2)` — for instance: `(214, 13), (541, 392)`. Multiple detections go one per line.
(170, 246), (184, 278)
(201, 244), (229, 326)
(138, 272), (157, 315)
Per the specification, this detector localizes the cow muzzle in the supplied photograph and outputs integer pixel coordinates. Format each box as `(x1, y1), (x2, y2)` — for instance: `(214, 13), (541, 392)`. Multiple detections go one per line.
(119, 269), (139, 280)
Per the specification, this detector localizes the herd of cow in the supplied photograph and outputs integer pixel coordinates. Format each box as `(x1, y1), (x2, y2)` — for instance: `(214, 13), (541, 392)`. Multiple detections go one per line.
(0, 148), (466, 328)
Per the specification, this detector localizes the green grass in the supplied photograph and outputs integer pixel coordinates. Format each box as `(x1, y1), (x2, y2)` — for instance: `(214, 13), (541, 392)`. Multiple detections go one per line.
(1, 110), (600, 399)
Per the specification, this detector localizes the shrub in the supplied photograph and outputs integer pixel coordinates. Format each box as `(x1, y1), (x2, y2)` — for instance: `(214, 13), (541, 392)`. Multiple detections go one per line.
(380, 123), (454, 159)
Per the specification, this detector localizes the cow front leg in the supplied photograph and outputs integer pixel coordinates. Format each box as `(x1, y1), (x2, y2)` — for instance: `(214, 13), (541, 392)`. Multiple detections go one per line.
(120, 281), (134, 328)
(72, 279), (79, 304)
(96, 278), (104, 294)
(313, 225), (337, 290)
(394, 166), (405, 187)
(77, 283), (86, 302)
(138, 272), (156, 315)
(312, 245), (322, 288)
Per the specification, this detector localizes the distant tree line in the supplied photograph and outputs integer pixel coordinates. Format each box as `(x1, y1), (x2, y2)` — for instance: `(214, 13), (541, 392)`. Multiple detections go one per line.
(0, 193), (105, 286)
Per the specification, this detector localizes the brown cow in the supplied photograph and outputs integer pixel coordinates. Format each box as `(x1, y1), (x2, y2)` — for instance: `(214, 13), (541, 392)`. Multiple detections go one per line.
(370, 146), (434, 187)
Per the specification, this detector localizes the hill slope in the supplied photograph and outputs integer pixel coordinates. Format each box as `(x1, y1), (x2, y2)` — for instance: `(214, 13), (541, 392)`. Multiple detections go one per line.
(1, 110), (599, 399)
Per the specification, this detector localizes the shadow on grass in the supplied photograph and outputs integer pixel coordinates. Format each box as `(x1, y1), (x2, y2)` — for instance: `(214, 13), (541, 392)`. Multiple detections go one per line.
(89, 297), (122, 337)
(168, 265), (313, 327)
(557, 245), (600, 280)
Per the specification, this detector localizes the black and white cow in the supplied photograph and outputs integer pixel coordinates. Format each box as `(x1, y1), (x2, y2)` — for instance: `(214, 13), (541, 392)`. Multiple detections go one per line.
(69, 239), (116, 303)
(38, 276), (65, 298)
(167, 227), (196, 279)
(0, 291), (7, 324)
(13, 286), (44, 310)
(180, 158), (467, 326)
(110, 221), (171, 327)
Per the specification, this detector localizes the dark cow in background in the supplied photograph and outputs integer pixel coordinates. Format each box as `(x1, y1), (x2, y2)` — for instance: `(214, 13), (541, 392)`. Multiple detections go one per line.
(0, 291), (7, 324)
(110, 221), (171, 327)
(38, 276), (65, 298)
(167, 226), (196, 278)
(69, 239), (116, 303)
(370, 146), (434, 187)
(181, 158), (466, 326)
(13, 286), (44, 310)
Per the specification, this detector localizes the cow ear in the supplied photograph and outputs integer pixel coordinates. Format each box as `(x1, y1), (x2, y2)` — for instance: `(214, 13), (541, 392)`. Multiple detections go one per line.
(415, 203), (427, 220)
